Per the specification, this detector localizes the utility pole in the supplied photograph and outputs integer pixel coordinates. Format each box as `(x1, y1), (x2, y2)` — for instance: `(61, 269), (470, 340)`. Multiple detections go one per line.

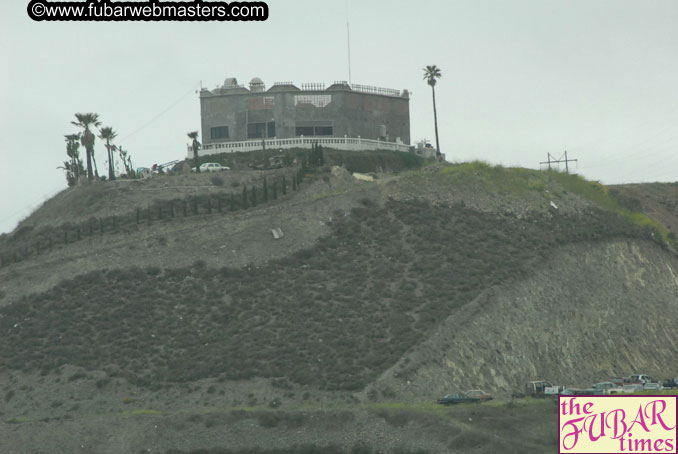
(540, 151), (577, 173)
(346, 1), (352, 85)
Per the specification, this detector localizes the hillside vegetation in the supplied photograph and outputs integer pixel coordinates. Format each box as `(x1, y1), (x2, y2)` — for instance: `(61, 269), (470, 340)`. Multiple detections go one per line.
(1, 155), (677, 454)
(0, 192), (661, 390)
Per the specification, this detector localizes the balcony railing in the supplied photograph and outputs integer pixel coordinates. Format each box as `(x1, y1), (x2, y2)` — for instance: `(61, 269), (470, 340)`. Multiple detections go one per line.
(189, 136), (411, 158)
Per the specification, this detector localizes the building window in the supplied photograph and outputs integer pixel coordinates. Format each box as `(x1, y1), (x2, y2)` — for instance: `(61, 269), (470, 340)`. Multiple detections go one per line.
(295, 126), (314, 136)
(246, 96), (275, 110)
(248, 121), (276, 139)
(294, 95), (332, 108)
(315, 126), (333, 136)
(210, 126), (229, 140)
(295, 126), (333, 136)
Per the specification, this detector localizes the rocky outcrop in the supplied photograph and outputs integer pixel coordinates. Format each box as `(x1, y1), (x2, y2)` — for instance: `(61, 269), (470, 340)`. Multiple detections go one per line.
(376, 240), (678, 398)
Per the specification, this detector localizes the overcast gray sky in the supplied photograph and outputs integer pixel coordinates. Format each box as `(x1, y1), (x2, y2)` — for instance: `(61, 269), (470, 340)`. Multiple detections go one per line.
(1, 0), (677, 234)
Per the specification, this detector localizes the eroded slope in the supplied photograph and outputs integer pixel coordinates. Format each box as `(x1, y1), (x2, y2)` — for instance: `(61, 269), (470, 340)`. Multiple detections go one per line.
(375, 239), (678, 398)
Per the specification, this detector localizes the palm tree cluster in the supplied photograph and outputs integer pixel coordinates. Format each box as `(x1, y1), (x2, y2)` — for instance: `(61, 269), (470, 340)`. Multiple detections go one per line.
(64, 113), (134, 185)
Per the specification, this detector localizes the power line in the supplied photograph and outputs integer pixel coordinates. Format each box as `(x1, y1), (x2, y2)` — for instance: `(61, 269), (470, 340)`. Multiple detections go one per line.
(565, 59), (678, 154)
(0, 189), (60, 228)
(570, 115), (678, 169)
(119, 84), (199, 143)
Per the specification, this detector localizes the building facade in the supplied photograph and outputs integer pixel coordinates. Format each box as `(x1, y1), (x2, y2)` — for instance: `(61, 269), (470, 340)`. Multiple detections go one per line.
(199, 78), (410, 148)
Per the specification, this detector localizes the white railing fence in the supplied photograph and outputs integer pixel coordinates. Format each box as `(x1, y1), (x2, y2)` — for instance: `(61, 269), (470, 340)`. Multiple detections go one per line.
(189, 136), (412, 158)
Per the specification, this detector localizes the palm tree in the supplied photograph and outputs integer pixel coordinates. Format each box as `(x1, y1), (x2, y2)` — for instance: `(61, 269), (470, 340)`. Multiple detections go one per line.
(188, 131), (201, 172)
(71, 113), (101, 180)
(98, 126), (118, 180)
(423, 65), (442, 160)
(117, 145), (134, 177)
(61, 133), (84, 186)
(65, 133), (82, 179)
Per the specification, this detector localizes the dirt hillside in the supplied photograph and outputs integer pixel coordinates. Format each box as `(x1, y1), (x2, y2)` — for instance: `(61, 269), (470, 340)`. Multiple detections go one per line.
(1, 158), (677, 453)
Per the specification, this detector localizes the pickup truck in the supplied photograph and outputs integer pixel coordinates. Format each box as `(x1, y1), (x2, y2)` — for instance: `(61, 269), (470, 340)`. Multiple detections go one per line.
(626, 374), (655, 385)
(524, 381), (563, 397)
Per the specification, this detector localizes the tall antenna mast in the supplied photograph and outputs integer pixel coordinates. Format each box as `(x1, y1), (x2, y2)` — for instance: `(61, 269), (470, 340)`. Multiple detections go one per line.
(346, 2), (352, 84)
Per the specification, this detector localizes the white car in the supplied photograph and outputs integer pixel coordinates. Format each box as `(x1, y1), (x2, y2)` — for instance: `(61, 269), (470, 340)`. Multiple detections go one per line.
(643, 382), (664, 391)
(193, 162), (230, 172)
(622, 384), (644, 393)
(592, 382), (617, 395)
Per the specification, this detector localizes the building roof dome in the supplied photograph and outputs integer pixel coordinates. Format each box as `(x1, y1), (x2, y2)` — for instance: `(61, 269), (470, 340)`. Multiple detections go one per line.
(249, 77), (265, 92)
(223, 77), (239, 88)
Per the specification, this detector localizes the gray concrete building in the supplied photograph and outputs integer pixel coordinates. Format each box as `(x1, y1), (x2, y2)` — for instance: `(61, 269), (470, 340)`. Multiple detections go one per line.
(199, 77), (410, 147)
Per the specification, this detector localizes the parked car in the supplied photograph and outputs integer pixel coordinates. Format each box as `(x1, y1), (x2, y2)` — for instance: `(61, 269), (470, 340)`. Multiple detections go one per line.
(437, 390), (493, 405)
(592, 382), (618, 395)
(643, 382), (664, 391)
(560, 388), (595, 396)
(192, 162), (230, 172)
(464, 390), (493, 402)
(626, 374), (655, 385)
(437, 393), (473, 405)
(560, 388), (579, 396)
(622, 384), (644, 393)
(662, 378), (678, 389)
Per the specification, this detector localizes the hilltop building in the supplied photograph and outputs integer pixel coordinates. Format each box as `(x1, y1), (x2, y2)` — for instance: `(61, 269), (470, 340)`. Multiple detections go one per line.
(195, 77), (411, 157)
